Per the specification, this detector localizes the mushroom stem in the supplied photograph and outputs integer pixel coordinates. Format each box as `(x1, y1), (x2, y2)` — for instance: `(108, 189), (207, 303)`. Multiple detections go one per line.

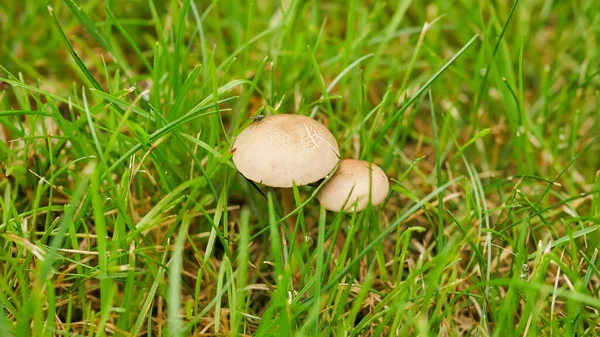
(280, 188), (300, 244)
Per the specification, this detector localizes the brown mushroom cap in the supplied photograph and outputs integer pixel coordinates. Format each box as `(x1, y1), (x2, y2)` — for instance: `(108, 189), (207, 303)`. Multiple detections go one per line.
(317, 159), (389, 212)
(232, 114), (340, 188)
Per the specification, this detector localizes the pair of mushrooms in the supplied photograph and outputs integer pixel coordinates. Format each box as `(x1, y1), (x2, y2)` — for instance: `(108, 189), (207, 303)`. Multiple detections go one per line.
(231, 114), (389, 212)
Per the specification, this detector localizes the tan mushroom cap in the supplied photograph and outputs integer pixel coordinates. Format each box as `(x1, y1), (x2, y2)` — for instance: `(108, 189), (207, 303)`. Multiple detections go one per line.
(232, 114), (340, 188)
(317, 159), (389, 212)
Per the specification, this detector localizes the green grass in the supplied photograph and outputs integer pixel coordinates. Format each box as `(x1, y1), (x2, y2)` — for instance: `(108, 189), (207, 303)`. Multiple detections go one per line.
(1, 0), (600, 336)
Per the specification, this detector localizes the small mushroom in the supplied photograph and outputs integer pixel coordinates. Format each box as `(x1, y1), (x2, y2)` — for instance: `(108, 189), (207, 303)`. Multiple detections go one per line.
(317, 159), (389, 212)
(232, 114), (340, 188)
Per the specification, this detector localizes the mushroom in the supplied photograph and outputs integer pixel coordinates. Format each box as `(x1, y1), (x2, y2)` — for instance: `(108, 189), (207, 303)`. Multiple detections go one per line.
(231, 114), (340, 237)
(317, 159), (389, 212)
(232, 114), (339, 187)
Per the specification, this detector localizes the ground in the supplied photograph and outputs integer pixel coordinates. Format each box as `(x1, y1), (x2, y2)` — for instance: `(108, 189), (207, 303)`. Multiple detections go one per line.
(0, 0), (599, 336)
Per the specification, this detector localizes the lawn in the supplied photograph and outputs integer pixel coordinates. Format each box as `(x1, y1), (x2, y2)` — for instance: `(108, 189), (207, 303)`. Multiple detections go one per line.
(1, 0), (599, 336)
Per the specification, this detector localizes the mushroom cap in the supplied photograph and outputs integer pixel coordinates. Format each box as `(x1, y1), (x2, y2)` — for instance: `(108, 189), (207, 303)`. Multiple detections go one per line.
(232, 114), (340, 188)
(317, 159), (389, 212)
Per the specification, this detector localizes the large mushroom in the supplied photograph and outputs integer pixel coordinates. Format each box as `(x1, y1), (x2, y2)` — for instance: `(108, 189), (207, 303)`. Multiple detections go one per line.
(231, 114), (340, 237)
(317, 159), (389, 212)
(232, 114), (340, 187)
